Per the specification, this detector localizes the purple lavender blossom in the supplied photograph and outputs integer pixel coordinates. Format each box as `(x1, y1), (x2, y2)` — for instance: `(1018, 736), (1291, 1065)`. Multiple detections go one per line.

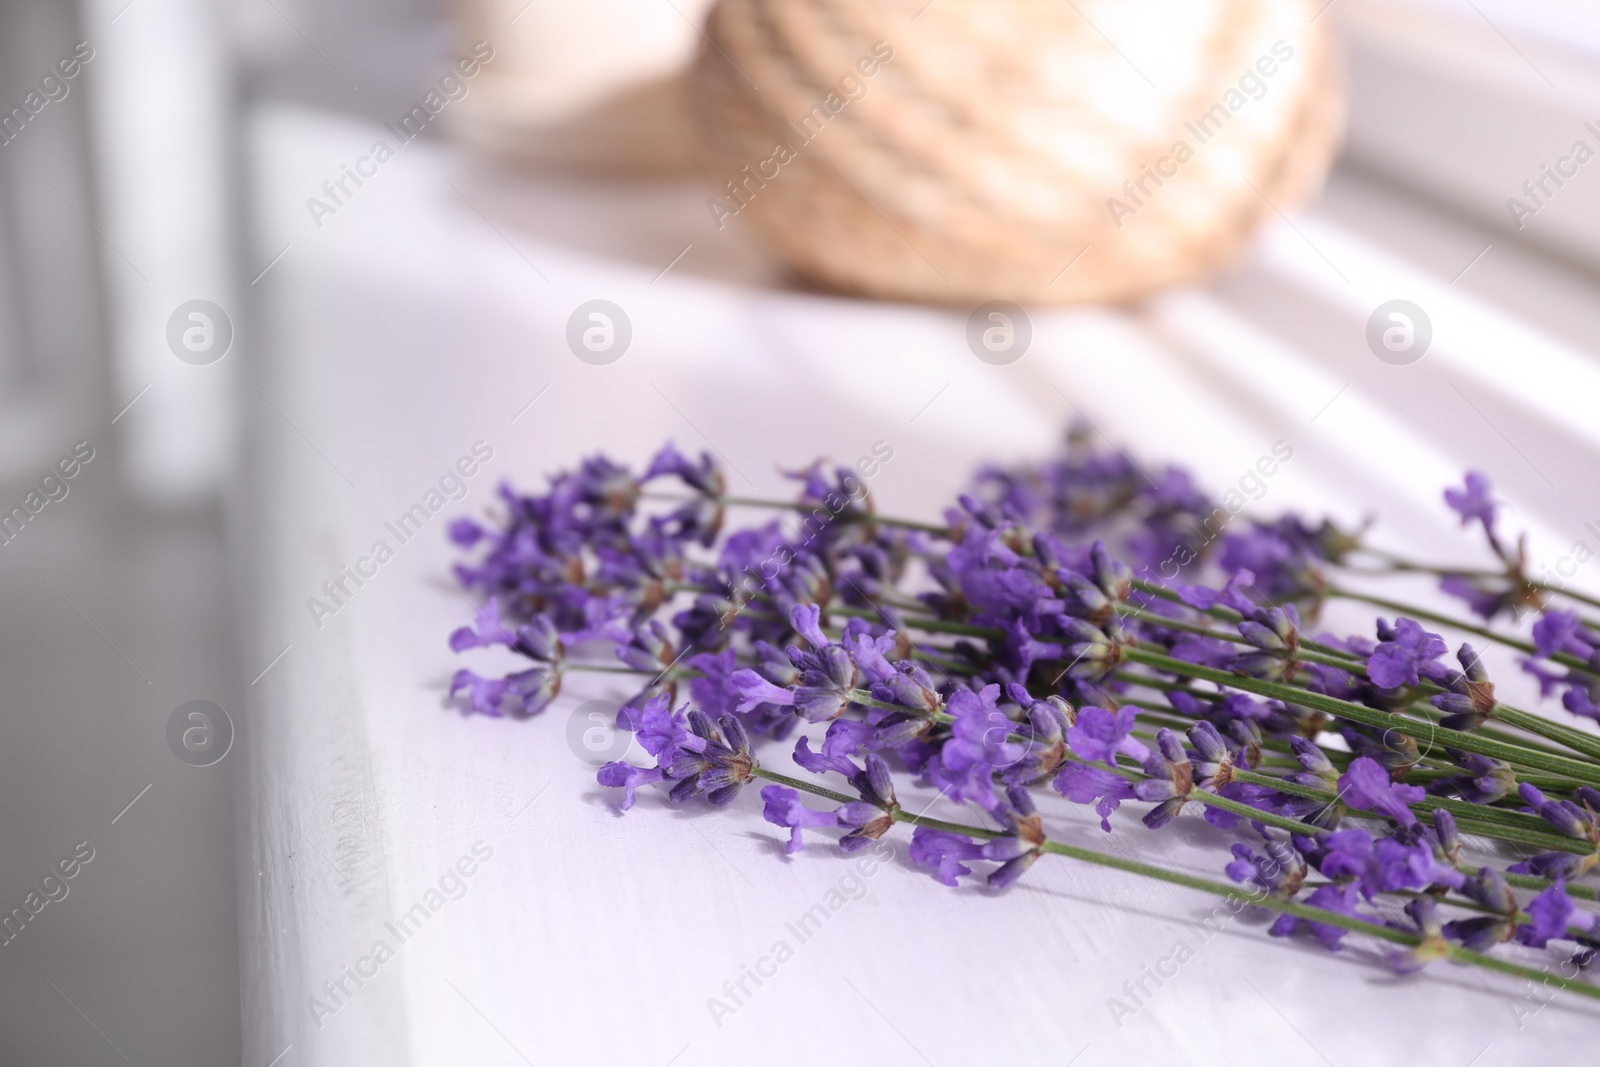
(1225, 841), (1305, 897)
(1135, 729), (1194, 829)
(827, 754), (900, 849)
(792, 719), (879, 777)
(930, 686), (1027, 810)
(1443, 868), (1519, 951)
(1427, 752), (1514, 805)
(1533, 610), (1594, 660)
(1443, 471), (1496, 532)
(1366, 619), (1449, 689)
(1518, 880), (1599, 948)
(1270, 883), (1363, 951)
(454, 434), (1600, 997)
(598, 698), (756, 808)
(909, 827), (984, 887)
(1517, 781), (1599, 840)
(1052, 764), (1134, 831)
(1438, 575), (1510, 621)
(968, 787), (1047, 889)
(1429, 643), (1497, 731)
(1066, 706), (1146, 765)
(760, 786), (838, 854)
(448, 517), (486, 547)
(1337, 757), (1425, 827)
(449, 666), (559, 718)
(597, 762), (663, 811)
(1175, 569), (1258, 614)
(1388, 897), (1448, 973)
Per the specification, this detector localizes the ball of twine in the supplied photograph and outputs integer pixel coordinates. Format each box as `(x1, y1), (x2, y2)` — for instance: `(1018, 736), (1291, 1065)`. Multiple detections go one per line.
(689, 0), (1343, 305)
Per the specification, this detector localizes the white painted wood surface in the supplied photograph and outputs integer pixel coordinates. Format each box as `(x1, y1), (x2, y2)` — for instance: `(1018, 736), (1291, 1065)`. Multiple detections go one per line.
(239, 104), (1600, 1066)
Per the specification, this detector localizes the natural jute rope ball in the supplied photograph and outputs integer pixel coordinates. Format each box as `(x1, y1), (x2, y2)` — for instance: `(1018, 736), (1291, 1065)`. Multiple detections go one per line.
(689, 0), (1343, 305)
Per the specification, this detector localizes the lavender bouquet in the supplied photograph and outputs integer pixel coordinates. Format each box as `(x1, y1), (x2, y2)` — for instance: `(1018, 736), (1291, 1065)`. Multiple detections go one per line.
(444, 429), (1600, 1003)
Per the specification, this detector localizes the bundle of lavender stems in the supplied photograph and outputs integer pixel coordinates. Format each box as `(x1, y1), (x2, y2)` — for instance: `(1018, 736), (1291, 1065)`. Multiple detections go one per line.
(445, 428), (1600, 1001)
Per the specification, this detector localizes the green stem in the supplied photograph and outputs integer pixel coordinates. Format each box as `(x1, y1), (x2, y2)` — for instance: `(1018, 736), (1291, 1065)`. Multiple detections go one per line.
(1136, 582), (1600, 764)
(1228, 769), (1591, 855)
(1352, 548), (1600, 617)
(844, 683), (1590, 857)
(1300, 881), (1598, 935)
(748, 767), (1600, 1002)
(565, 662), (696, 678)
(1120, 609), (1366, 673)
(1122, 649), (1600, 788)
(825, 602), (1000, 639)
(1330, 586), (1566, 666)
(1129, 578), (1354, 662)
(1112, 671), (1587, 776)
(713, 495), (949, 536)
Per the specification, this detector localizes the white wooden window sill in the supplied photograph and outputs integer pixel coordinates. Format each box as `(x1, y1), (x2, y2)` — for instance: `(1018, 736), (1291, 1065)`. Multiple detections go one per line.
(239, 97), (1600, 1065)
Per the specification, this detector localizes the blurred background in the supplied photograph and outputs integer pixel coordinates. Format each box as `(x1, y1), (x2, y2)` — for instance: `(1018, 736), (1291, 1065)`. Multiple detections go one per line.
(3, 0), (1600, 1061)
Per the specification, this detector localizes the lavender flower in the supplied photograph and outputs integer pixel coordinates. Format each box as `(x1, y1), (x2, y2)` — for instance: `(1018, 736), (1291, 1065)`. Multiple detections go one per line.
(599, 696), (757, 809)
(1533, 610), (1595, 660)
(1065, 705), (1146, 765)
(1270, 883), (1363, 952)
(1366, 618), (1449, 690)
(1444, 471), (1497, 534)
(930, 685), (1026, 810)
(760, 786), (837, 854)
(1052, 763), (1134, 832)
(1444, 868), (1519, 951)
(454, 437), (1600, 1003)
(1519, 880), (1600, 948)
(1388, 897), (1450, 973)
(1135, 729), (1195, 829)
(1429, 643), (1497, 731)
(909, 827), (984, 887)
(1337, 757), (1425, 828)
